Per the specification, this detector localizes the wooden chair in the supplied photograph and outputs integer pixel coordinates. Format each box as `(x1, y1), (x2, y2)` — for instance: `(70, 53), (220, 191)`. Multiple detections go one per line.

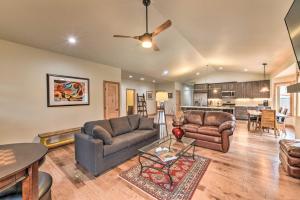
(277, 108), (288, 135)
(260, 110), (279, 137)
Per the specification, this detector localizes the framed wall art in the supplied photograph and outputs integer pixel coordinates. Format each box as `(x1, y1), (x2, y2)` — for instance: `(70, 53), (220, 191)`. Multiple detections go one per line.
(47, 74), (90, 107)
(146, 91), (154, 100)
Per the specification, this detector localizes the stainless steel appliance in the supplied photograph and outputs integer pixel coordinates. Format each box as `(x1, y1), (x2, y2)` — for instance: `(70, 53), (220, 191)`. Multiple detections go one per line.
(221, 91), (235, 98)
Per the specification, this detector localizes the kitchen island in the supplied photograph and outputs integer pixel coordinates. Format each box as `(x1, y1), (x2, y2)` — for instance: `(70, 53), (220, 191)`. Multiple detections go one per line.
(181, 106), (235, 114)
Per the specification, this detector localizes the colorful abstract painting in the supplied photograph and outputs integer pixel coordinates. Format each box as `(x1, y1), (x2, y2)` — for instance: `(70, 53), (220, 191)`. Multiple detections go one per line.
(47, 74), (89, 106)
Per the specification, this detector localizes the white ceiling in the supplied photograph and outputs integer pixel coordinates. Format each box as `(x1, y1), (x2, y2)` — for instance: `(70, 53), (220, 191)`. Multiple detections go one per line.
(0, 0), (295, 82)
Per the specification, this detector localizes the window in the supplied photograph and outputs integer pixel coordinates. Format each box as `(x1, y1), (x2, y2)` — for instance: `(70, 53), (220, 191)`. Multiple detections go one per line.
(278, 85), (292, 115)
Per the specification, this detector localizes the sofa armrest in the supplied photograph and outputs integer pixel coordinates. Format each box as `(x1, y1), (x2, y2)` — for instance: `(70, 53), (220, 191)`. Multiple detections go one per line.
(75, 133), (104, 176)
(219, 121), (236, 133)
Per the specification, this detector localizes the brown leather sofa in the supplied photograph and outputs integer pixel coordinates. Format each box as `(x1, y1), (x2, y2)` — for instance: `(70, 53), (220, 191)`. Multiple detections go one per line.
(279, 139), (300, 179)
(180, 111), (236, 153)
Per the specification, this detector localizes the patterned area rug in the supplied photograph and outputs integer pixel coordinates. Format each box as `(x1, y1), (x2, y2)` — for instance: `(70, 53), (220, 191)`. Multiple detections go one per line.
(120, 155), (210, 200)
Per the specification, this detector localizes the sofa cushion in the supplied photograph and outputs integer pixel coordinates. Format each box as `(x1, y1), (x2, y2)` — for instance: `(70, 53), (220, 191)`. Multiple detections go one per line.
(103, 129), (157, 156)
(182, 124), (201, 133)
(84, 120), (113, 136)
(138, 117), (154, 130)
(128, 114), (140, 130)
(204, 111), (235, 127)
(92, 125), (113, 145)
(279, 139), (300, 158)
(103, 134), (130, 156)
(110, 116), (132, 136)
(184, 111), (205, 125)
(197, 126), (221, 137)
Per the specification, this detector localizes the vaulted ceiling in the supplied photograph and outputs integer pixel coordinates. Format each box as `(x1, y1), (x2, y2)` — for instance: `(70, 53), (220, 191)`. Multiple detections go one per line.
(0, 0), (295, 82)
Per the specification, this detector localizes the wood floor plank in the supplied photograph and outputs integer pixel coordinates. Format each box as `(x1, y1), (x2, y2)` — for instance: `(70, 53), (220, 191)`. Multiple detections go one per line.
(40, 119), (300, 200)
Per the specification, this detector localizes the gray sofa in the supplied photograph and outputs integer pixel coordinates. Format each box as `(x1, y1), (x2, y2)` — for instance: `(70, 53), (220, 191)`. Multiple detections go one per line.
(75, 115), (159, 176)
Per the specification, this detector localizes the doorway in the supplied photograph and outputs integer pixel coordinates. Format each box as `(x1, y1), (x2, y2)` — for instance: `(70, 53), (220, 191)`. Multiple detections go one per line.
(126, 89), (135, 115)
(275, 82), (295, 116)
(103, 81), (120, 119)
(176, 90), (181, 113)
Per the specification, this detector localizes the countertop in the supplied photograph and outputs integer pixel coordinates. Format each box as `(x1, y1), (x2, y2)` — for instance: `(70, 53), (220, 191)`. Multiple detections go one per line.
(181, 106), (235, 110)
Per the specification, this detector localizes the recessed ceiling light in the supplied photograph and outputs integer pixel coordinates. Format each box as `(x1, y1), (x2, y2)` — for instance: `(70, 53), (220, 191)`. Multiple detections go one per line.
(244, 68), (248, 72)
(67, 36), (77, 45)
(219, 67), (223, 70)
(140, 77), (145, 81)
(129, 75), (133, 78)
(152, 80), (156, 83)
(162, 70), (169, 76)
(196, 72), (200, 76)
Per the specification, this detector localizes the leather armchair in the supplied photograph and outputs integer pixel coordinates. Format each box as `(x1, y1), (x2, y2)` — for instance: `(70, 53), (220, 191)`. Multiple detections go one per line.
(179, 111), (236, 153)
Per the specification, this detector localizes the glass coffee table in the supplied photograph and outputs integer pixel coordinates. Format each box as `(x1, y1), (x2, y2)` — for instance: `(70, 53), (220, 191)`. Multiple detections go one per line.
(138, 136), (196, 186)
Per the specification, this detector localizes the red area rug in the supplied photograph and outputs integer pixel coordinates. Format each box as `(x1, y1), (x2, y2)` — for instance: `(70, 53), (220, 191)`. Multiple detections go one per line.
(120, 155), (210, 200)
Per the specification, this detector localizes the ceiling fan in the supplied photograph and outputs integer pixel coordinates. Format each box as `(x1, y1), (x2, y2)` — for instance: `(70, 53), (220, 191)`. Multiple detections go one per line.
(113, 0), (172, 51)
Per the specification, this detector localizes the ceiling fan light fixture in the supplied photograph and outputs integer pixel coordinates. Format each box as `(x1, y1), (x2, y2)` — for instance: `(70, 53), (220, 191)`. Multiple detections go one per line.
(142, 41), (152, 48)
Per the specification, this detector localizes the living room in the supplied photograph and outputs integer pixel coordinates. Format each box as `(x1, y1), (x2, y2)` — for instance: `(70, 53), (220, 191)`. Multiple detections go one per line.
(0, 0), (300, 200)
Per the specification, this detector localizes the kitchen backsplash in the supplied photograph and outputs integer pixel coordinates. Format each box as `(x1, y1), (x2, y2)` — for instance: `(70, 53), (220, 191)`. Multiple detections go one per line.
(208, 98), (272, 107)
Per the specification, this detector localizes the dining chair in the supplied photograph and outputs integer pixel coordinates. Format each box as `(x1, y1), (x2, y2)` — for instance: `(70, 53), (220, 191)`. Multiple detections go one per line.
(260, 110), (279, 137)
(282, 108), (288, 116)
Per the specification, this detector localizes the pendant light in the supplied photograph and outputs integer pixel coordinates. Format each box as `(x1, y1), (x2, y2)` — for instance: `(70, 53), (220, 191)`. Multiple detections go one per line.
(260, 63), (270, 93)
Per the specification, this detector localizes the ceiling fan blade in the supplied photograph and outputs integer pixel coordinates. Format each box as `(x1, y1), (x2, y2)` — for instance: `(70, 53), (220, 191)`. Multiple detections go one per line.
(113, 35), (141, 40)
(152, 40), (160, 51)
(152, 20), (172, 37)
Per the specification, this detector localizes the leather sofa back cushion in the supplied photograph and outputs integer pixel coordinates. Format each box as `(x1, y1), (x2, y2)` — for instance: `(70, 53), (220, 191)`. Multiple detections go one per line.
(204, 111), (235, 126)
(110, 116), (132, 136)
(184, 111), (205, 125)
(128, 114), (140, 130)
(84, 120), (113, 136)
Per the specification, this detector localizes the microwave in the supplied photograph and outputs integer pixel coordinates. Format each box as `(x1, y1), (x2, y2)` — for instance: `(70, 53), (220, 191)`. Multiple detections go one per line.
(221, 91), (236, 98)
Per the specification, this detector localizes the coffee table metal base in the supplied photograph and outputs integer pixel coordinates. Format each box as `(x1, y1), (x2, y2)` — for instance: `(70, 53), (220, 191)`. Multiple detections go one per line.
(138, 143), (195, 187)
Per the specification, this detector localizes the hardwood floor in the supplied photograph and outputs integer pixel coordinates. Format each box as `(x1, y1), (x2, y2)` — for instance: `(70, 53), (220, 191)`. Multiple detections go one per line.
(40, 119), (300, 200)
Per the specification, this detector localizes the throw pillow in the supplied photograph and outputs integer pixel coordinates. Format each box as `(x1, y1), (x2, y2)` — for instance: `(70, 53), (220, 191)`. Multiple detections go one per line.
(109, 116), (132, 136)
(128, 114), (140, 130)
(138, 117), (154, 130)
(92, 125), (113, 145)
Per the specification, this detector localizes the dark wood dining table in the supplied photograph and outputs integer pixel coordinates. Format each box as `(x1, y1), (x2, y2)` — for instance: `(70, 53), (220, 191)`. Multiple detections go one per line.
(247, 110), (286, 131)
(0, 143), (48, 200)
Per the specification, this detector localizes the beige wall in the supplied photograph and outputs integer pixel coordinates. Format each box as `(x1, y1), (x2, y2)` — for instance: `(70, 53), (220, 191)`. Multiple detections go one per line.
(0, 39), (121, 144)
(120, 79), (156, 116)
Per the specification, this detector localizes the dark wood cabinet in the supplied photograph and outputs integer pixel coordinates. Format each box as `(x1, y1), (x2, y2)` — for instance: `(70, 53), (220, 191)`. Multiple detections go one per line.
(208, 83), (222, 98)
(236, 82), (245, 98)
(194, 84), (208, 93)
(194, 80), (270, 99)
(221, 82), (236, 91)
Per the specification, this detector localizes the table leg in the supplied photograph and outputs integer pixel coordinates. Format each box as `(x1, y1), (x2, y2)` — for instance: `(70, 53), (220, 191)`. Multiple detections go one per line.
(22, 161), (39, 200)
(192, 144), (196, 160)
(247, 113), (250, 131)
(138, 154), (143, 175)
(167, 166), (173, 186)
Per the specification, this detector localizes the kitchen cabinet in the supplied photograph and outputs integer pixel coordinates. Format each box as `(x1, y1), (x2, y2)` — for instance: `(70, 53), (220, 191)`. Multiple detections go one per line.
(194, 84), (208, 93)
(194, 79), (270, 99)
(221, 82), (236, 91)
(236, 82), (245, 98)
(208, 83), (222, 99)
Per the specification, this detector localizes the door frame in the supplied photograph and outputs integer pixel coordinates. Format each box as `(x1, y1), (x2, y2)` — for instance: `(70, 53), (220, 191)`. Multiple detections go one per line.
(126, 88), (136, 114)
(273, 81), (296, 116)
(103, 81), (120, 119)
